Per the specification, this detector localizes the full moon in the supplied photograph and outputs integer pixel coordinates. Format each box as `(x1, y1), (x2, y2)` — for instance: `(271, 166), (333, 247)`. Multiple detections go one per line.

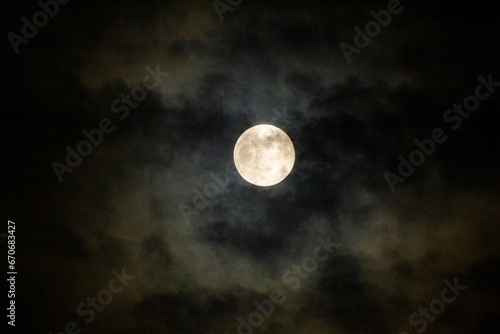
(233, 124), (295, 187)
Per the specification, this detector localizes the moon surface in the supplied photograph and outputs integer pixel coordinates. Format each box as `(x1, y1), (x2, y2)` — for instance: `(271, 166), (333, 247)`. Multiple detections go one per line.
(233, 124), (295, 187)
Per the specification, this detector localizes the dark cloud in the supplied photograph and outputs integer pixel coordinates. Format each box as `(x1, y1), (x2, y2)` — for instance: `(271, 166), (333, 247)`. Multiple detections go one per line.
(2, 0), (500, 333)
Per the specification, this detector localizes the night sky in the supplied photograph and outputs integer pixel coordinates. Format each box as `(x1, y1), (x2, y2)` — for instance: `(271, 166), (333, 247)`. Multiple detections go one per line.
(2, 0), (500, 333)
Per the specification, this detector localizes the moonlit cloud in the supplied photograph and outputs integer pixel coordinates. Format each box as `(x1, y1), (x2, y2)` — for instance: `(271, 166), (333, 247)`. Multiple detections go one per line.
(3, 0), (500, 333)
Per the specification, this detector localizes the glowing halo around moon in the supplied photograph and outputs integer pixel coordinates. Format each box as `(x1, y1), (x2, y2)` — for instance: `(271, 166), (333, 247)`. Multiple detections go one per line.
(233, 124), (295, 187)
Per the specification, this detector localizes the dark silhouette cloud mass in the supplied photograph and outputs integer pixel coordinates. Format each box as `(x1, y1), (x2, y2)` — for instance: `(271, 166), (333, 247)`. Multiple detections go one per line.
(1, 0), (500, 333)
